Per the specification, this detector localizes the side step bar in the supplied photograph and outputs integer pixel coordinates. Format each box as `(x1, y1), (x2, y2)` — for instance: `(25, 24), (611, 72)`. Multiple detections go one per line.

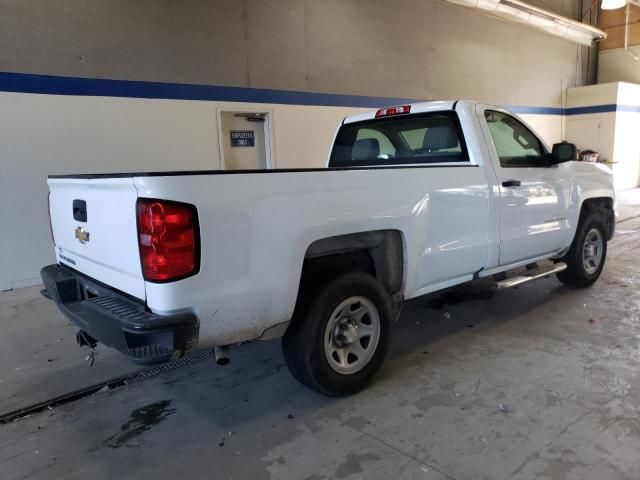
(496, 262), (567, 289)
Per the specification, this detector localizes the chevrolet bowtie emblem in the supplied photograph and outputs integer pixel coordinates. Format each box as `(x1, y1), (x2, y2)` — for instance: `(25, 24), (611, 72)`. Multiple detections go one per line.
(75, 226), (90, 243)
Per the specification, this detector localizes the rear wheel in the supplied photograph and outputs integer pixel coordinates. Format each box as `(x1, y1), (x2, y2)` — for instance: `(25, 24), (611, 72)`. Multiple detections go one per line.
(282, 272), (392, 396)
(557, 213), (607, 287)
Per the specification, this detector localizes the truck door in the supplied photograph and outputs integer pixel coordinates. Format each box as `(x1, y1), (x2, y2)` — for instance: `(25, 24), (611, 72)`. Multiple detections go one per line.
(475, 105), (571, 266)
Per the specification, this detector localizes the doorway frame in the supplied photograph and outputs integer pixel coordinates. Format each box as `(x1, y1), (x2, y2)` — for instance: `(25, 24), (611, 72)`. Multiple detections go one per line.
(216, 108), (275, 170)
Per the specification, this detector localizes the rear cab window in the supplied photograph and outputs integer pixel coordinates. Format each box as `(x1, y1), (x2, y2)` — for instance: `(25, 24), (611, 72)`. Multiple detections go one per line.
(329, 111), (469, 167)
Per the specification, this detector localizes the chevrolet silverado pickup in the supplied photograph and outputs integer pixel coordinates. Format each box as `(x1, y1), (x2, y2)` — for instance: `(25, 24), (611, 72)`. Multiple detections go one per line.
(41, 100), (615, 395)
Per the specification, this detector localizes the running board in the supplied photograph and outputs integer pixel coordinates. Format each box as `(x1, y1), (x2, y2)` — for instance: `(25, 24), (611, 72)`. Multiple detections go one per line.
(496, 262), (567, 289)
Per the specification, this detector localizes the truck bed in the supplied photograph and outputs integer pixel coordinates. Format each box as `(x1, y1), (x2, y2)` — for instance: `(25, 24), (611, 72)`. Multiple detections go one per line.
(48, 164), (490, 345)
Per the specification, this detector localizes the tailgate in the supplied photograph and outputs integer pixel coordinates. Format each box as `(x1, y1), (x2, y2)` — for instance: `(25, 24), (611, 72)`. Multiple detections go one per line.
(48, 177), (145, 300)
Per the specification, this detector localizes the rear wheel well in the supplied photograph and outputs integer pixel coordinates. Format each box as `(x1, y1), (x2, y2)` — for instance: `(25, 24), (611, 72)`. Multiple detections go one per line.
(579, 197), (614, 240)
(300, 230), (405, 299)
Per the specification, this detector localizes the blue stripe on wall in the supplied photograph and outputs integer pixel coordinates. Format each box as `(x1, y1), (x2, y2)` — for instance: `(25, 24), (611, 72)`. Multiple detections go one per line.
(0, 71), (422, 109)
(507, 105), (564, 115)
(565, 104), (617, 115)
(1, 71), (638, 116)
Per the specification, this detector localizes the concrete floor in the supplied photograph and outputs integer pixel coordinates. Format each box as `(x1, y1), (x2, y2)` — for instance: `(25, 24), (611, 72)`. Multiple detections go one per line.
(1, 192), (640, 480)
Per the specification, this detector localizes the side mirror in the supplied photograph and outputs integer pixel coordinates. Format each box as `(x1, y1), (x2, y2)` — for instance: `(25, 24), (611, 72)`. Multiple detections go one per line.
(550, 142), (577, 165)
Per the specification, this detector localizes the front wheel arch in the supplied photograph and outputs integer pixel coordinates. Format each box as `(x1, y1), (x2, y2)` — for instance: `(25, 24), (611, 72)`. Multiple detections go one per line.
(575, 197), (615, 241)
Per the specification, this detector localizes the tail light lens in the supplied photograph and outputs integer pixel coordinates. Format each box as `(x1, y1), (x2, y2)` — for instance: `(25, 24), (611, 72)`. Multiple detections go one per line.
(136, 199), (199, 282)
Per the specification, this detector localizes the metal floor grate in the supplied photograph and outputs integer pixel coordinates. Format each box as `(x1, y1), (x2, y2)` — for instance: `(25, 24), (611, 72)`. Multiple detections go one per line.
(0, 348), (216, 424)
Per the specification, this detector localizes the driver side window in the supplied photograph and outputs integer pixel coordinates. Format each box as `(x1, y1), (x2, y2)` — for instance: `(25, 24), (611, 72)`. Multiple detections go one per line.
(484, 111), (546, 168)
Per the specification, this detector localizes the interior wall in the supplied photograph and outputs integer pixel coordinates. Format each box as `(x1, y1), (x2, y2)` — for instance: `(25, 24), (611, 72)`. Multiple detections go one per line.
(613, 82), (640, 189)
(0, 92), (219, 290)
(1, 0), (585, 106)
(612, 110), (640, 189)
(565, 82), (640, 192)
(0, 0), (593, 290)
(0, 90), (563, 291)
(565, 83), (617, 177)
(0, 92), (370, 290)
(598, 46), (640, 84)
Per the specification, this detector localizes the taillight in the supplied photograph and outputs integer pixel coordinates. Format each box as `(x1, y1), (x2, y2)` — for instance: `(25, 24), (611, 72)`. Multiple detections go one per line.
(375, 105), (411, 118)
(136, 199), (199, 282)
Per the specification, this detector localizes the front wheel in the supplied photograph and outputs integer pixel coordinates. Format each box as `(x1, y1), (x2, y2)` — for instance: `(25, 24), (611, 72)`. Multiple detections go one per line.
(557, 213), (607, 288)
(282, 272), (393, 396)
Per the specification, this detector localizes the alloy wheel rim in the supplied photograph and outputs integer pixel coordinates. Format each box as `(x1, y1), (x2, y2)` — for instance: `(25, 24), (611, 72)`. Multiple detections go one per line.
(324, 296), (381, 375)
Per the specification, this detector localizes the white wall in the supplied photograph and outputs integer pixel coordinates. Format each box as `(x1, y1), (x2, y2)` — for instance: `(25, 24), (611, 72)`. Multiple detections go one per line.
(565, 82), (640, 192)
(0, 92), (215, 290)
(565, 82), (619, 108)
(0, 0), (595, 290)
(565, 114), (616, 163)
(565, 83), (618, 178)
(521, 115), (564, 146)
(0, 91), (563, 290)
(613, 83), (640, 190)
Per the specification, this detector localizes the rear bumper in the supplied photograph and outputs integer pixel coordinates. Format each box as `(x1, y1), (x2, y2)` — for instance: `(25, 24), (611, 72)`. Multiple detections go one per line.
(40, 264), (199, 365)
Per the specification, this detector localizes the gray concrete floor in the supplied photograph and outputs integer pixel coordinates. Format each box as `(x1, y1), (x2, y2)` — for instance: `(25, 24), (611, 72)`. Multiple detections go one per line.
(1, 192), (640, 480)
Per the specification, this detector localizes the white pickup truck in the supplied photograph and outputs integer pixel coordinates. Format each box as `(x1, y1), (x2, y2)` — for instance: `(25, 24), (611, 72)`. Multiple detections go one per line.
(42, 100), (615, 395)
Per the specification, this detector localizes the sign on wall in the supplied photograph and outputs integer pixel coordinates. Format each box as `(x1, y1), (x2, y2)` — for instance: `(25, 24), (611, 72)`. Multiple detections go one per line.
(230, 130), (255, 147)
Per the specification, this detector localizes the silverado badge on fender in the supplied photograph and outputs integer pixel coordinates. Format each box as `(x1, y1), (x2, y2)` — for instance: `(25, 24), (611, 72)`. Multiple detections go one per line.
(75, 226), (90, 243)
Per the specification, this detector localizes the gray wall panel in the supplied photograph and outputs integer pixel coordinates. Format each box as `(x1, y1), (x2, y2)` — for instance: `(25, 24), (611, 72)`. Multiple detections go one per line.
(0, 0), (587, 106)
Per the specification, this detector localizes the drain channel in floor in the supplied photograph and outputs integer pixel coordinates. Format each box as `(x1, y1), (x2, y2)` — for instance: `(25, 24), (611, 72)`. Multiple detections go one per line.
(0, 349), (216, 425)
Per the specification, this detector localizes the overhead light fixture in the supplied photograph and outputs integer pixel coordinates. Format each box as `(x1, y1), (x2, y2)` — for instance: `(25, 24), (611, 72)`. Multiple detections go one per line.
(444, 0), (606, 46)
(601, 0), (626, 10)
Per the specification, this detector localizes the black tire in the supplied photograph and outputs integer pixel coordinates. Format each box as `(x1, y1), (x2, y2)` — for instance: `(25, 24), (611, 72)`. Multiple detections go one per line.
(282, 272), (393, 396)
(557, 212), (607, 288)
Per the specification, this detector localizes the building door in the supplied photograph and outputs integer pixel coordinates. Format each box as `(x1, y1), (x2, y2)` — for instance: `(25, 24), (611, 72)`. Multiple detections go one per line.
(219, 111), (271, 170)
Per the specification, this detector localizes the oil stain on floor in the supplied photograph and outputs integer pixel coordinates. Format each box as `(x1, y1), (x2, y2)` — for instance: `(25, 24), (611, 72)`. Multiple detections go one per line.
(103, 399), (176, 449)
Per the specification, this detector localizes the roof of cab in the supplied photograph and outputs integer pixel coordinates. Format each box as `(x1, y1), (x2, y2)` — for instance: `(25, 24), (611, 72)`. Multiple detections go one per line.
(342, 100), (466, 125)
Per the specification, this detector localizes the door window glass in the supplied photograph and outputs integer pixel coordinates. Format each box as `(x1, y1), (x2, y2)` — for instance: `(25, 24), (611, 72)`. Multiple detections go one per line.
(484, 111), (546, 168)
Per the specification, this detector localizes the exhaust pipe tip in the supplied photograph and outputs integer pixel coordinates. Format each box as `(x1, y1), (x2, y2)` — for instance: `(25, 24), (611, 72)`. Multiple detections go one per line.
(215, 346), (230, 366)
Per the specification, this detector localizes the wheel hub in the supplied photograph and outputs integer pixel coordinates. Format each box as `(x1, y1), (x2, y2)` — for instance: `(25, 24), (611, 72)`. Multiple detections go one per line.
(333, 318), (359, 347)
(582, 227), (603, 275)
(323, 296), (381, 375)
